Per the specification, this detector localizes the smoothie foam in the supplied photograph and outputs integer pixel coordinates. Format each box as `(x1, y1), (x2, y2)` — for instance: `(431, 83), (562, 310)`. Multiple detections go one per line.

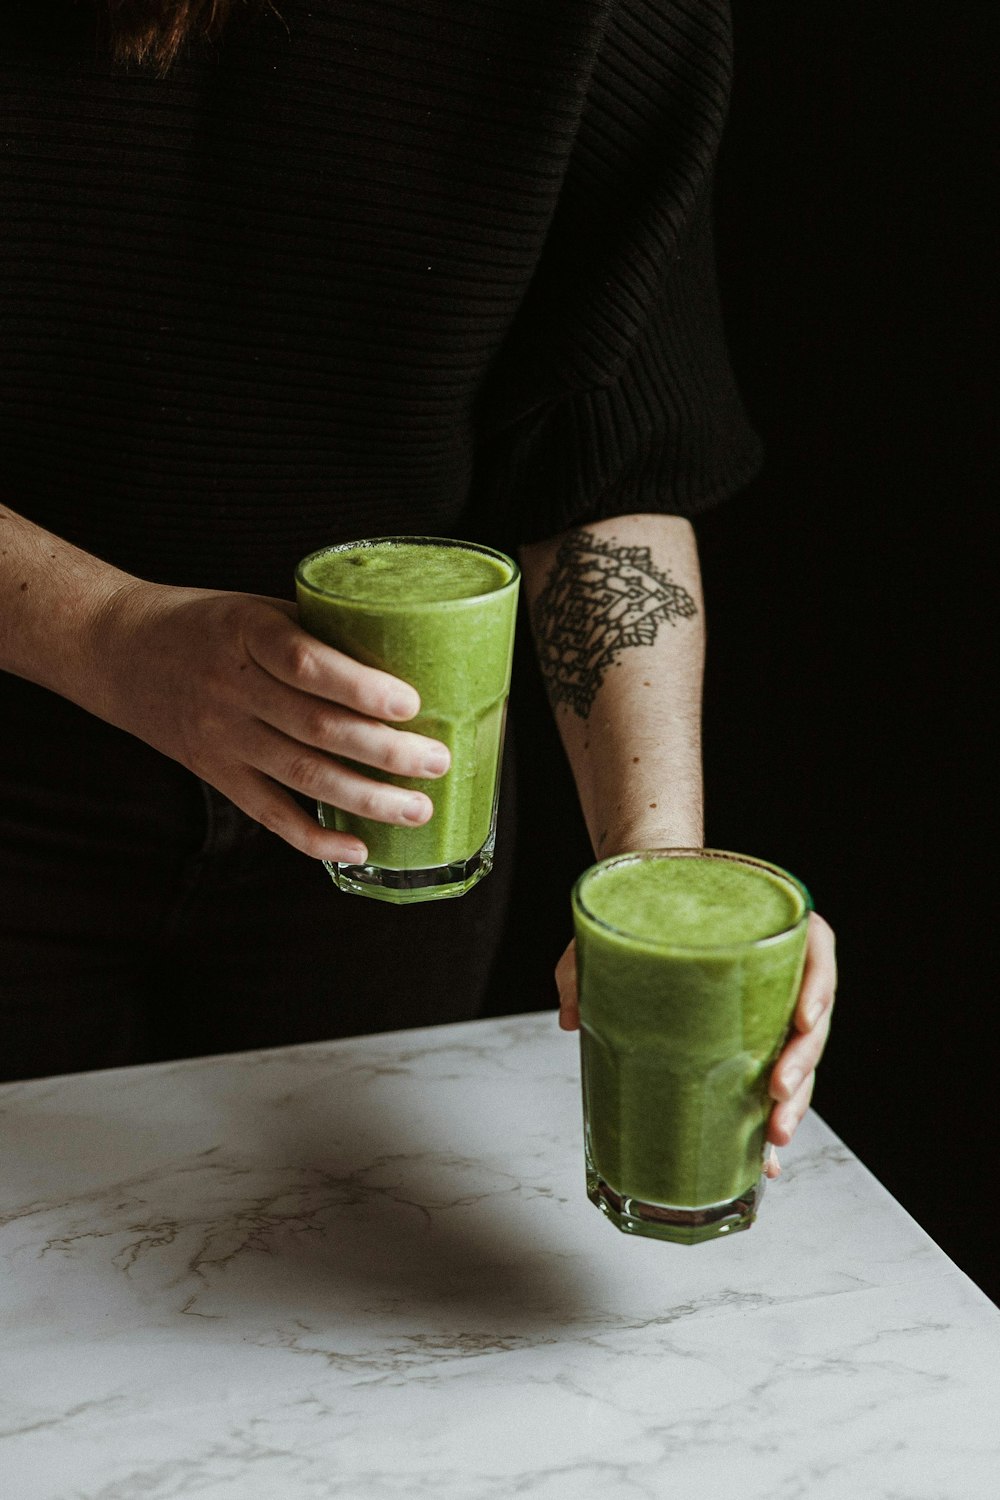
(579, 854), (805, 949)
(302, 542), (511, 604)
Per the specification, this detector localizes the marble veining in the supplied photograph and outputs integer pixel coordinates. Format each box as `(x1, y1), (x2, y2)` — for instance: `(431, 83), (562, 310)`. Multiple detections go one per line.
(1, 1013), (998, 1499)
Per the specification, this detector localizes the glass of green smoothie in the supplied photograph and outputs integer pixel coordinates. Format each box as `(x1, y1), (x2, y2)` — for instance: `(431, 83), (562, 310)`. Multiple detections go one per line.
(295, 536), (520, 904)
(572, 848), (812, 1244)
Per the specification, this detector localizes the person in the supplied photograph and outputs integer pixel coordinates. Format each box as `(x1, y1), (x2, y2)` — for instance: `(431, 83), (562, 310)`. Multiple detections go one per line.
(0, 0), (834, 1171)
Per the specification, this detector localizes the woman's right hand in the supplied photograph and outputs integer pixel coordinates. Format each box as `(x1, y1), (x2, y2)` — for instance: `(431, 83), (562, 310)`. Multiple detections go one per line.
(87, 579), (450, 863)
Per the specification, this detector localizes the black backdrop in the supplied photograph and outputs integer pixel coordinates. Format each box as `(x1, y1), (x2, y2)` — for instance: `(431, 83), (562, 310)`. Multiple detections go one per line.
(494, 2), (997, 1304)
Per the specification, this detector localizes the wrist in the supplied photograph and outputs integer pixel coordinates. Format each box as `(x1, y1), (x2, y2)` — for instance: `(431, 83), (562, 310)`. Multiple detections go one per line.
(594, 817), (704, 861)
(80, 576), (153, 722)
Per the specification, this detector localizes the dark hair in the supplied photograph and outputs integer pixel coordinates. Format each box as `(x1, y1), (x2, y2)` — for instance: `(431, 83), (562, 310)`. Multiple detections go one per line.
(101, 0), (264, 73)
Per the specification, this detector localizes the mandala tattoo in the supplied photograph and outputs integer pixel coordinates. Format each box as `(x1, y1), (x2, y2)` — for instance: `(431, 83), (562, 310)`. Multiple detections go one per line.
(532, 531), (698, 718)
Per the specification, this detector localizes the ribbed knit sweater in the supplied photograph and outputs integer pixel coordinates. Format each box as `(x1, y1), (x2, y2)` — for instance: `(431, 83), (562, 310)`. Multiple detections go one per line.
(1, 0), (760, 601)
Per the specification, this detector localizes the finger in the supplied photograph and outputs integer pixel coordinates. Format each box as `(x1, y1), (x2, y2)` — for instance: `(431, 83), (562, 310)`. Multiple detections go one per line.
(794, 911), (838, 1033)
(221, 768), (370, 863)
(770, 1003), (833, 1101)
(248, 673), (450, 779)
(555, 942), (579, 1031)
(247, 721), (435, 827)
(246, 610), (421, 722)
(764, 1145), (781, 1180)
(767, 1070), (816, 1148)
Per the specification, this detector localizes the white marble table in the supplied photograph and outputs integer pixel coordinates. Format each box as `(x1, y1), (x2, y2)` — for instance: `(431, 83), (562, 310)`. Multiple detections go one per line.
(2, 1013), (998, 1499)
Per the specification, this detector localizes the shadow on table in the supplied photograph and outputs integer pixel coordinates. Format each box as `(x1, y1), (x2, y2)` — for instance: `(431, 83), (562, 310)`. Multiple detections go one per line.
(205, 1081), (596, 1338)
(7, 1057), (597, 1339)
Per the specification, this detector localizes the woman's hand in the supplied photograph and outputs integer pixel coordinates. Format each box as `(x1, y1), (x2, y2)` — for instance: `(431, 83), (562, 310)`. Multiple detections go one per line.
(554, 910), (836, 1177)
(763, 911), (837, 1173)
(87, 580), (450, 862)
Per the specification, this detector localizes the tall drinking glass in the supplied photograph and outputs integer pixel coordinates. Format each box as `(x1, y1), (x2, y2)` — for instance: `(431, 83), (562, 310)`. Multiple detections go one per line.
(572, 848), (812, 1243)
(295, 536), (519, 904)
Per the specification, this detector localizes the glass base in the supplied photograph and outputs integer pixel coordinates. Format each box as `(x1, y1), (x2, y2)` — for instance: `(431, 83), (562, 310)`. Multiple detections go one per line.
(587, 1169), (764, 1245)
(323, 844), (493, 905)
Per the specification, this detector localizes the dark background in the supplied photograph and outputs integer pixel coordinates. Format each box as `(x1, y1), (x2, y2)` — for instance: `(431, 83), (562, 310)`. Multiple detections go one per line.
(498, 2), (997, 1304)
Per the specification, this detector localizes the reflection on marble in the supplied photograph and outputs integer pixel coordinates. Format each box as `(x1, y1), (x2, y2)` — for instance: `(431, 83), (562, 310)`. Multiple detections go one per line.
(1, 1013), (998, 1498)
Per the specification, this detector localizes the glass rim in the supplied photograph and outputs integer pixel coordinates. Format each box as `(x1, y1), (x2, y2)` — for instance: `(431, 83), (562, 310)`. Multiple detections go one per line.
(295, 535), (521, 608)
(571, 847), (813, 954)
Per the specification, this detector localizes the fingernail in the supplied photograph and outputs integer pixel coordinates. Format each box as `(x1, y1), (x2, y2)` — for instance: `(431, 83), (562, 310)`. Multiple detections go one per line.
(402, 795), (431, 823)
(803, 998), (824, 1029)
(423, 749), (450, 776)
(389, 694), (418, 719)
(345, 844), (367, 864)
(783, 1067), (804, 1097)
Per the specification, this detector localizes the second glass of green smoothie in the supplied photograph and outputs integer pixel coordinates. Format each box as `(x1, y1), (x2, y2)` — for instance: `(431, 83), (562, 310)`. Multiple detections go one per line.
(295, 536), (520, 904)
(572, 848), (812, 1244)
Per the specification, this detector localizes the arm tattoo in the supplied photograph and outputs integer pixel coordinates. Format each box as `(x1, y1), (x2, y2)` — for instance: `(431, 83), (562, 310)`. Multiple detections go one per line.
(531, 529), (698, 719)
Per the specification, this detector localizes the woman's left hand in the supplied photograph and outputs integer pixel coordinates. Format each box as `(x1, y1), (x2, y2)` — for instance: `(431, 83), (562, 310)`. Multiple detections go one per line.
(762, 911), (837, 1174)
(554, 909), (837, 1179)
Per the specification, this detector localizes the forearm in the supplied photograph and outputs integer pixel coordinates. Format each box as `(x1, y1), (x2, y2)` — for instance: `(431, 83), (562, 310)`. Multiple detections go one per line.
(520, 514), (705, 858)
(0, 505), (137, 711)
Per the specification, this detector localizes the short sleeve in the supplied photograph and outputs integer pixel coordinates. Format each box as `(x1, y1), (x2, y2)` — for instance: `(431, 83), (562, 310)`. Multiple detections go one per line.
(471, 0), (762, 545)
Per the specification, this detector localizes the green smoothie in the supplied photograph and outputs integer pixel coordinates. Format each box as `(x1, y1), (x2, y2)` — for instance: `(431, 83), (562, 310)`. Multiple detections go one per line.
(295, 537), (519, 902)
(572, 850), (811, 1240)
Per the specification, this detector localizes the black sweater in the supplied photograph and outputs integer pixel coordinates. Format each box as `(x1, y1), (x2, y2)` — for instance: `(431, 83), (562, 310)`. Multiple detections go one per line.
(1, 0), (760, 600)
